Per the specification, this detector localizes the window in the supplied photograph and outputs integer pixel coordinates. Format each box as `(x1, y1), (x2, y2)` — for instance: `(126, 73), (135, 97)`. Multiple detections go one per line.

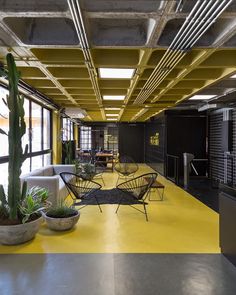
(31, 102), (42, 152)
(43, 108), (51, 149)
(62, 118), (74, 141)
(0, 87), (9, 157)
(0, 85), (52, 187)
(80, 126), (92, 150)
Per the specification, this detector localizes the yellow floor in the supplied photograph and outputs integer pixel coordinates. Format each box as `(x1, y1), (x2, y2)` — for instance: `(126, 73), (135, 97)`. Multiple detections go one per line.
(0, 164), (220, 254)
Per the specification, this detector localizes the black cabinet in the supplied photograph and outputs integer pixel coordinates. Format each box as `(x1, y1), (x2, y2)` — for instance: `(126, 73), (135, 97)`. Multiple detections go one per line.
(219, 184), (236, 266)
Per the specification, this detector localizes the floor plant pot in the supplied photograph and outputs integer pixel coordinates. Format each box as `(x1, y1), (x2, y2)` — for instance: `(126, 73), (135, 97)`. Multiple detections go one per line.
(0, 216), (43, 245)
(43, 211), (80, 231)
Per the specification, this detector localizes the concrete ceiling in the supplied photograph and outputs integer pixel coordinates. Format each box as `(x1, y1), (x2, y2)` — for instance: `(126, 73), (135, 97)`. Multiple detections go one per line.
(0, 0), (236, 122)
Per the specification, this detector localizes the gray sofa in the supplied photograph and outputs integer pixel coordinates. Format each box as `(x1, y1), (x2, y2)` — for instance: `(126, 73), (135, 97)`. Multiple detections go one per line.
(20, 165), (75, 205)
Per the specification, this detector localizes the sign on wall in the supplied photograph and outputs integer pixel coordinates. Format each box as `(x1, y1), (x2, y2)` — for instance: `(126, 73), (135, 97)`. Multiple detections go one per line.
(150, 132), (160, 146)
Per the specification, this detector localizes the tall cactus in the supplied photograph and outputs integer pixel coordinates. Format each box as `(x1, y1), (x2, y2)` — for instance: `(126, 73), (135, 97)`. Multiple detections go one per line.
(0, 53), (28, 220)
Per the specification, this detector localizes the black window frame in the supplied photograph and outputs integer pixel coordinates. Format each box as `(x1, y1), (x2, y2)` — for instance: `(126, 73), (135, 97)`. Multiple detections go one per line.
(0, 83), (53, 171)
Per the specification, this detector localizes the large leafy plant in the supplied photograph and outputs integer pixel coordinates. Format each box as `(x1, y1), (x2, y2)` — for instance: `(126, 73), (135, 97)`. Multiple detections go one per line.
(0, 53), (47, 222)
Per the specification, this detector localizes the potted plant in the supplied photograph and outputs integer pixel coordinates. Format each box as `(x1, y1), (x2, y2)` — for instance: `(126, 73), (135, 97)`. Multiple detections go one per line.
(0, 53), (48, 245)
(43, 200), (80, 231)
(73, 159), (96, 180)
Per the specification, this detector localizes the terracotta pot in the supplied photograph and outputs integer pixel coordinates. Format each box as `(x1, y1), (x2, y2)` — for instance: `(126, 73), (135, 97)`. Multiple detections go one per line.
(43, 211), (80, 231)
(0, 216), (43, 245)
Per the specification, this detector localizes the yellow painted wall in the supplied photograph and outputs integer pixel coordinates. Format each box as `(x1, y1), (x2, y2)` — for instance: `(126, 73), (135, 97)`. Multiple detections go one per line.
(74, 124), (79, 149)
(52, 111), (62, 164)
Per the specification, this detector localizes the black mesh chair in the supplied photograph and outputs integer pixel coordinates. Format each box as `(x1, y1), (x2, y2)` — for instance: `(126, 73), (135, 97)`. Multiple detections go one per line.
(60, 172), (102, 212)
(114, 155), (139, 185)
(115, 172), (157, 221)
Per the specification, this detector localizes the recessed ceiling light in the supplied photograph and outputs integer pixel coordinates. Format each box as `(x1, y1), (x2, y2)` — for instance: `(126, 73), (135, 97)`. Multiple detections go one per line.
(230, 74), (236, 78)
(104, 107), (121, 110)
(107, 118), (117, 121)
(99, 68), (135, 79)
(103, 95), (125, 100)
(106, 114), (119, 117)
(189, 95), (216, 100)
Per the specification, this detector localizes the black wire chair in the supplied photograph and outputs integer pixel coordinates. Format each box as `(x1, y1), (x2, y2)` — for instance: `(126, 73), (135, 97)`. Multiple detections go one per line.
(114, 155), (139, 185)
(115, 172), (157, 221)
(60, 172), (102, 212)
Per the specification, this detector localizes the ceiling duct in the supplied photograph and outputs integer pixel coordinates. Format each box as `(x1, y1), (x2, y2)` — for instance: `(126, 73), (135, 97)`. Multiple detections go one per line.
(133, 0), (233, 106)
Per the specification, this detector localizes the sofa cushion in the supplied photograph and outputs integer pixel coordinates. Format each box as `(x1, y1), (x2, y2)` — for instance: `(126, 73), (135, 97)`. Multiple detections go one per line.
(43, 166), (54, 176)
(20, 168), (44, 182)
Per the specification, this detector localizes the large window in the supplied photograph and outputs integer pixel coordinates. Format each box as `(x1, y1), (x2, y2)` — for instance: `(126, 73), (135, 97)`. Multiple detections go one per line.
(31, 101), (42, 152)
(62, 118), (74, 141)
(80, 126), (92, 150)
(0, 85), (52, 188)
(0, 87), (9, 157)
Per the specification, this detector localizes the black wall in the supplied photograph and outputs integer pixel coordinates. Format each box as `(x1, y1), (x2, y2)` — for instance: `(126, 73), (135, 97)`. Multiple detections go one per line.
(209, 109), (235, 186)
(145, 116), (166, 174)
(118, 123), (145, 162)
(166, 111), (207, 177)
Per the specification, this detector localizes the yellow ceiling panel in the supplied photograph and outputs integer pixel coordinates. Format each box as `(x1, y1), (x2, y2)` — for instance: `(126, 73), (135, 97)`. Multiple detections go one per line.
(40, 88), (63, 95)
(147, 50), (166, 66)
(23, 79), (55, 88)
(31, 48), (85, 65)
(59, 80), (92, 88)
(66, 89), (95, 95)
(98, 80), (131, 89)
(18, 67), (46, 78)
(93, 49), (140, 66)
(47, 67), (89, 79)
(200, 50), (236, 67)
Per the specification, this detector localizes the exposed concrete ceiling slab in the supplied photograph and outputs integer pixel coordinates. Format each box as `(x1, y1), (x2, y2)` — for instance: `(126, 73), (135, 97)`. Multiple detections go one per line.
(0, 0), (235, 122)
(80, 0), (164, 13)
(4, 17), (78, 45)
(0, 0), (68, 12)
(88, 18), (152, 46)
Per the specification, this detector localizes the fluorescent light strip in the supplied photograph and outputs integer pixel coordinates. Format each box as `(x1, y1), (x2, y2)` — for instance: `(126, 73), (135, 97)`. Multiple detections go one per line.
(106, 114), (119, 117)
(107, 118), (117, 121)
(104, 107), (121, 110)
(189, 95), (217, 100)
(230, 74), (236, 78)
(103, 95), (125, 100)
(99, 68), (135, 79)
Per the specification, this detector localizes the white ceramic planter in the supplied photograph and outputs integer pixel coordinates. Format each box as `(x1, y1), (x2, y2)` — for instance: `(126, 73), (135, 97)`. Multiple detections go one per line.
(0, 216), (43, 245)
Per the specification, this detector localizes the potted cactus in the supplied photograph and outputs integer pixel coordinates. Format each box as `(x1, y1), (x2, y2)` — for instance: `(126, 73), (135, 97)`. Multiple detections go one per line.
(0, 53), (48, 245)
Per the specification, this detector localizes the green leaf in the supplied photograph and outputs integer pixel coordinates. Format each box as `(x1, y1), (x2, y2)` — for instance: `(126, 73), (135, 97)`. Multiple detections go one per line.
(21, 181), (27, 201)
(2, 98), (8, 107)
(0, 184), (7, 205)
(0, 128), (7, 136)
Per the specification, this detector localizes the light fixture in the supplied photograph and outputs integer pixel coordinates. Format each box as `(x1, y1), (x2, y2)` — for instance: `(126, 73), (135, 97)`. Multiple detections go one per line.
(64, 108), (87, 119)
(107, 118), (117, 121)
(230, 74), (236, 78)
(198, 104), (218, 112)
(99, 68), (135, 79)
(103, 95), (125, 100)
(106, 114), (119, 117)
(188, 95), (216, 100)
(104, 107), (121, 110)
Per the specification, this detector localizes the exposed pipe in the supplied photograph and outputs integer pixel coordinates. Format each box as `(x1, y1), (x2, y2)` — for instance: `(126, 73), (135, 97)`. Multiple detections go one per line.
(67, 0), (105, 119)
(133, 0), (233, 106)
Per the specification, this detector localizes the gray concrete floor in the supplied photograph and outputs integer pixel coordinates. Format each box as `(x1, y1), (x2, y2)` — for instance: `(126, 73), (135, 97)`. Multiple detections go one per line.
(0, 254), (236, 295)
